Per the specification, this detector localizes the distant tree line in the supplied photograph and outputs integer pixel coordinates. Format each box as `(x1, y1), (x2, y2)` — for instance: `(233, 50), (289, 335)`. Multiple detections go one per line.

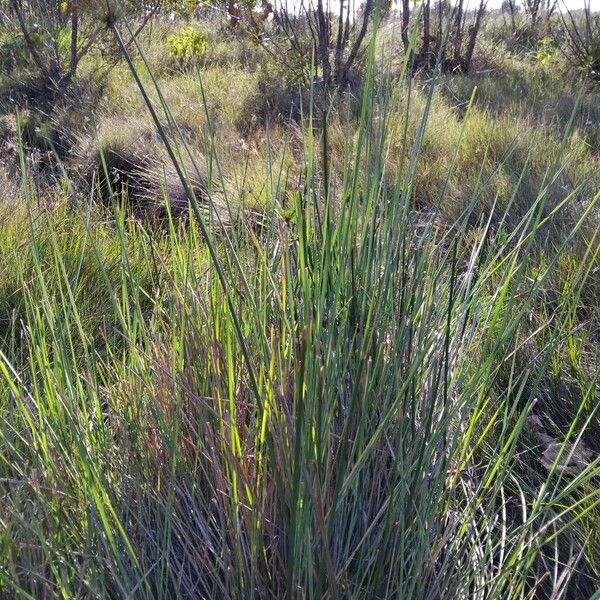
(1, 0), (598, 95)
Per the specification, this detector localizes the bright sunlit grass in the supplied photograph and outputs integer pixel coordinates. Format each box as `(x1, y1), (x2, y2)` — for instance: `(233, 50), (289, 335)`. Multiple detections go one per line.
(0, 17), (598, 600)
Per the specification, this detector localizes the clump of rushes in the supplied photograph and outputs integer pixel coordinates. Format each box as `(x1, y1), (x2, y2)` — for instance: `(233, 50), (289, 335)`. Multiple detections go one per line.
(0, 17), (599, 600)
(77, 0), (126, 25)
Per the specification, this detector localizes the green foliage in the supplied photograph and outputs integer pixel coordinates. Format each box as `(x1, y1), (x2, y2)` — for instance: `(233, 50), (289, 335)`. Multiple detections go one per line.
(168, 25), (208, 64)
(282, 48), (311, 87)
(0, 83), (598, 595)
(536, 35), (556, 66)
(0, 14), (599, 600)
(164, 0), (199, 16)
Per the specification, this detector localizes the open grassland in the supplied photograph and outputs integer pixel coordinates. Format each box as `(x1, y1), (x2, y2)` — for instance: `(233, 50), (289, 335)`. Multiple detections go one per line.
(0, 13), (599, 600)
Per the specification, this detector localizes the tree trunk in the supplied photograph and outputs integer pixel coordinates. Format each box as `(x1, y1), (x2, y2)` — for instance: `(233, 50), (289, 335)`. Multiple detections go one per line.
(227, 0), (241, 28)
(334, 0), (346, 78)
(422, 0), (431, 67)
(316, 0), (331, 84)
(508, 0), (516, 32)
(401, 0), (410, 51)
(341, 0), (374, 82)
(437, 0), (444, 59)
(463, 0), (486, 72)
(453, 0), (464, 68)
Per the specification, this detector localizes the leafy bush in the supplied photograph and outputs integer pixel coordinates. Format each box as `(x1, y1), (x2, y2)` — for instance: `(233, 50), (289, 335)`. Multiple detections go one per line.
(282, 47), (311, 87)
(536, 35), (557, 66)
(168, 26), (208, 64)
(164, 0), (199, 17)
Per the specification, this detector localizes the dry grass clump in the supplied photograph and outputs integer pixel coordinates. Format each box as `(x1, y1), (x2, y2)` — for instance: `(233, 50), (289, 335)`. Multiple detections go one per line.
(76, 116), (233, 223)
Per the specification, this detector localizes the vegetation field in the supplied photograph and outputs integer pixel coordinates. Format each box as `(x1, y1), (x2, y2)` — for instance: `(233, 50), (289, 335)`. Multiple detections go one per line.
(0, 1), (598, 598)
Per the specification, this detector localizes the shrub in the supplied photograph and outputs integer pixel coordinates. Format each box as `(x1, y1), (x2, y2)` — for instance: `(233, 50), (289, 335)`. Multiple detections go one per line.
(165, 0), (199, 17)
(168, 26), (208, 65)
(536, 35), (557, 66)
(7, 0), (152, 91)
(559, 6), (600, 78)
